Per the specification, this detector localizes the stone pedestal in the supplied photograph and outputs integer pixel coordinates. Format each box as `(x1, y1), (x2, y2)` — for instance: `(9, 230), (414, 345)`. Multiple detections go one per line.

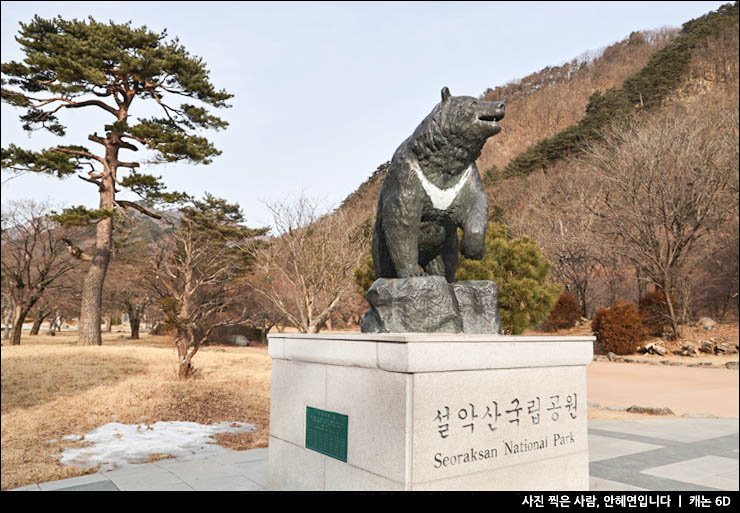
(361, 277), (503, 334)
(267, 333), (594, 491)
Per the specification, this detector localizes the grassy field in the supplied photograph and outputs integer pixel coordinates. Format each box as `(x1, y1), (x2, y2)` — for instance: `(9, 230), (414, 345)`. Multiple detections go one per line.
(1, 323), (737, 490)
(1, 331), (271, 490)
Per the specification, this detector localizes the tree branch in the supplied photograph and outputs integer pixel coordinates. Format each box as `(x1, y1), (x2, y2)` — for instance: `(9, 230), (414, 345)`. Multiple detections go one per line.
(51, 146), (105, 165)
(87, 133), (107, 146)
(115, 200), (162, 219)
(77, 174), (102, 187)
(61, 238), (93, 261)
(25, 95), (120, 118)
(115, 160), (140, 169)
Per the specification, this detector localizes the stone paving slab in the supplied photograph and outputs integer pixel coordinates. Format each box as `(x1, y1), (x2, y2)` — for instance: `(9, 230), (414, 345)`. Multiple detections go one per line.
(588, 419), (739, 492)
(588, 418), (740, 443)
(640, 456), (739, 490)
(36, 472), (120, 491)
(588, 476), (649, 491)
(588, 434), (664, 462)
(100, 463), (189, 491)
(10, 420), (739, 491)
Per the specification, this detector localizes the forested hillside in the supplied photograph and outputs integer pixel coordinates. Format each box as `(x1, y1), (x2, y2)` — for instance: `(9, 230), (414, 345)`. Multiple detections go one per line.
(339, 2), (739, 328)
(489, 2), (738, 326)
(339, 18), (694, 222)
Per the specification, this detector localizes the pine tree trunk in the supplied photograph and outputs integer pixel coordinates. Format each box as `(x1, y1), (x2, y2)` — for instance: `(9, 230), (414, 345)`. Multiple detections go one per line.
(78, 172), (115, 346)
(105, 314), (113, 332)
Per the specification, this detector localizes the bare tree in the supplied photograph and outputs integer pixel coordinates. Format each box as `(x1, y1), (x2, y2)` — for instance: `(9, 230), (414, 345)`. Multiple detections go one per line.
(104, 237), (156, 340)
(246, 195), (367, 334)
(1, 201), (78, 345)
(510, 168), (617, 318)
(335, 290), (370, 328)
(239, 292), (286, 342)
(581, 91), (739, 337)
(1, 288), (13, 339)
(28, 296), (55, 335)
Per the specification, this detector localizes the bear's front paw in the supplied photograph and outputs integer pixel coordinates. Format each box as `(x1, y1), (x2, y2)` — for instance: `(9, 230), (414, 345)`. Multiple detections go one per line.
(461, 228), (486, 260)
(461, 241), (485, 260)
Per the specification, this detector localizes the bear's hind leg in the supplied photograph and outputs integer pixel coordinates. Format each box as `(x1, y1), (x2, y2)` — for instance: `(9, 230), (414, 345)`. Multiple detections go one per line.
(372, 218), (397, 279)
(380, 198), (424, 278)
(441, 225), (459, 283)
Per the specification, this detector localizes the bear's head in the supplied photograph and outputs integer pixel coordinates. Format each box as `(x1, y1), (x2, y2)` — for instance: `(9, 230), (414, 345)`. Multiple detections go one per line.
(408, 88), (505, 170)
(437, 87), (505, 139)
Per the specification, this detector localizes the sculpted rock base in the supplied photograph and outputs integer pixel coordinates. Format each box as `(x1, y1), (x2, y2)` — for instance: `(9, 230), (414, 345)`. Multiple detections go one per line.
(361, 276), (503, 334)
(452, 280), (503, 334)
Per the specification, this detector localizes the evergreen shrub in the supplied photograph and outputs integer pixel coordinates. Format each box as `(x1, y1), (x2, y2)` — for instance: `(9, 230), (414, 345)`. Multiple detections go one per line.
(456, 222), (561, 334)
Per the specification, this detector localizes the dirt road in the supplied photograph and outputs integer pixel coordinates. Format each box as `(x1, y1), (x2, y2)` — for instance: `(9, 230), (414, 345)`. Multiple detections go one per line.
(587, 361), (739, 418)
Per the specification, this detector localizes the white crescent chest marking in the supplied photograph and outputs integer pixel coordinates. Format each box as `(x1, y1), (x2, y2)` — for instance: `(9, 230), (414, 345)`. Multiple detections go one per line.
(411, 161), (473, 210)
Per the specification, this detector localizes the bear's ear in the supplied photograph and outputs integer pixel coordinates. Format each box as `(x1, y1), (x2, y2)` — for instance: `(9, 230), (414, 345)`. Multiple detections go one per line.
(441, 87), (451, 103)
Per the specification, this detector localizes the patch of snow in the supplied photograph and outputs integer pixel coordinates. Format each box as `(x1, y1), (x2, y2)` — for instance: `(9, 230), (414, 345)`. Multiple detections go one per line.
(54, 420), (257, 471)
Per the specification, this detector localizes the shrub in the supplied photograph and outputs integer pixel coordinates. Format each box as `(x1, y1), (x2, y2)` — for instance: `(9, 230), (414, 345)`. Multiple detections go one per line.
(542, 292), (582, 332)
(456, 222), (561, 334)
(592, 302), (649, 355)
(638, 289), (674, 337)
(354, 251), (376, 295)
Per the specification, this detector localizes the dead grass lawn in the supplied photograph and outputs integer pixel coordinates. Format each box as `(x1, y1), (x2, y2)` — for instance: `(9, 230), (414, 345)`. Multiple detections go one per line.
(1, 331), (271, 490)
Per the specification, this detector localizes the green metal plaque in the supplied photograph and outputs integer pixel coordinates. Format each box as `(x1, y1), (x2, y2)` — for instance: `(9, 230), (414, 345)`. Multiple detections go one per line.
(305, 406), (348, 462)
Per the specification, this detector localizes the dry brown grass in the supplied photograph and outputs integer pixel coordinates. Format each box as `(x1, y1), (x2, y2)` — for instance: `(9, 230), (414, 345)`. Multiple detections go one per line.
(1, 330), (271, 490)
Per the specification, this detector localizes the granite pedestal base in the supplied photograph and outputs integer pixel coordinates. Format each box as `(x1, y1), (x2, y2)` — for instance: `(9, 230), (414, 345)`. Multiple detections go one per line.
(267, 333), (594, 491)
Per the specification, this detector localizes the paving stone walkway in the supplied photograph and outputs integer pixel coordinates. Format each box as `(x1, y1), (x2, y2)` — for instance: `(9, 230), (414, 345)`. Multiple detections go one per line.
(11, 419), (738, 491)
(589, 418), (738, 491)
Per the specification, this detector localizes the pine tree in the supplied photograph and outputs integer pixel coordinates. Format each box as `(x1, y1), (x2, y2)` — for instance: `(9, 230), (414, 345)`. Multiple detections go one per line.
(456, 223), (561, 334)
(149, 194), (268, 378)
(1, 16), (233, 345)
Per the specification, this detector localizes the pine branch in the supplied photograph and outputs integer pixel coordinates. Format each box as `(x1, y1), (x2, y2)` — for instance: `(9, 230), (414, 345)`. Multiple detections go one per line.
(115, 200), (163, 219)
(77, 174), (102, 187)
(61, 238), (93, 261)
(51, 146), (105, 165)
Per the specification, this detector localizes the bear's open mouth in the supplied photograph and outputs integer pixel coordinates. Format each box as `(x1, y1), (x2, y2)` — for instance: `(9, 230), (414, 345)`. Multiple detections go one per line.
(478, 114), (503, 122)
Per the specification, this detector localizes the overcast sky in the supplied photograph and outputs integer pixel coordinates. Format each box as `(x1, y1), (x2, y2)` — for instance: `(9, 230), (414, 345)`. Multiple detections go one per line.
(0, 1), (729, 229)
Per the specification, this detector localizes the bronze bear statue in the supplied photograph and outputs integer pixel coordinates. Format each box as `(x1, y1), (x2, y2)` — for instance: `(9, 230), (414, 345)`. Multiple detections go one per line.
(372, 87), (505, 282)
